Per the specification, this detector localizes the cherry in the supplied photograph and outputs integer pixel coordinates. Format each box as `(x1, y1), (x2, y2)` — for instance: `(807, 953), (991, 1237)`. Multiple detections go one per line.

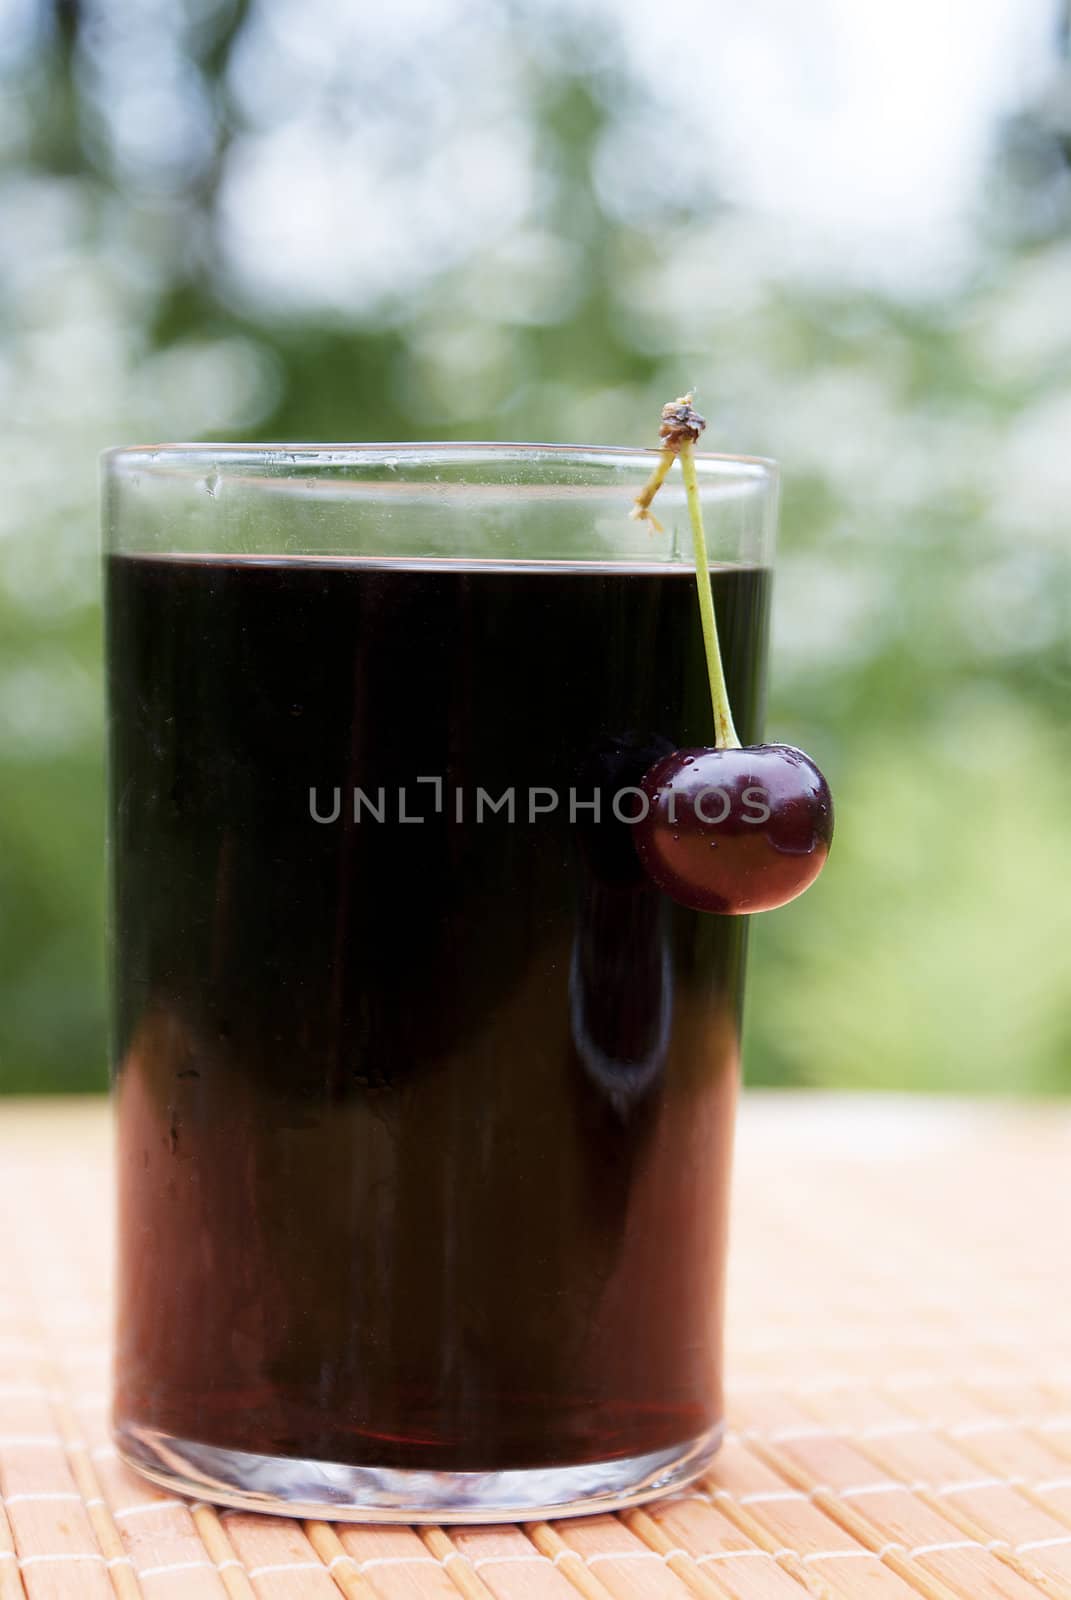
(634, 744), (833, 915)
(630, 393), (834, 916)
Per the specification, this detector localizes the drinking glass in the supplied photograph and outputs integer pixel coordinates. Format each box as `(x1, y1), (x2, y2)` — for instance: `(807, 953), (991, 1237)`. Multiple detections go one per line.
(103, 443), (777, 1521)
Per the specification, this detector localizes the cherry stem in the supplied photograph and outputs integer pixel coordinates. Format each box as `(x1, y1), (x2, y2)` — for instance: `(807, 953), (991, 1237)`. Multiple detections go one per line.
(679, 440), (741, 750)
(630, 448), (673, 535)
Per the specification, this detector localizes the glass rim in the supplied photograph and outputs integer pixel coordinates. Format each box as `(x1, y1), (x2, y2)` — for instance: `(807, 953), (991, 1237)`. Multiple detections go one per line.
(101, 440), (778, 484)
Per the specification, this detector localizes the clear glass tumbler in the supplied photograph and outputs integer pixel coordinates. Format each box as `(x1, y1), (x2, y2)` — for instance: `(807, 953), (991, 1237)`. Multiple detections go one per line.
(103, 443), (777, 1521)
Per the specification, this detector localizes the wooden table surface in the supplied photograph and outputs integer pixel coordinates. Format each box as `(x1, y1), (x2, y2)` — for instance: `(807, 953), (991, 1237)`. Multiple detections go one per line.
(1, 1094), (1069, 1600)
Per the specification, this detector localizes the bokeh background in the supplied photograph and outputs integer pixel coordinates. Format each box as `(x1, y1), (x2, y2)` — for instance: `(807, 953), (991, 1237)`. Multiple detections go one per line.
(2, 0), (1068, 1093)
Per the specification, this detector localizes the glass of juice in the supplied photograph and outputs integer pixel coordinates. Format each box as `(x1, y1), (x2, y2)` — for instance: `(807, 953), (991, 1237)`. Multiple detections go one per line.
(103, 443), (777, 1521)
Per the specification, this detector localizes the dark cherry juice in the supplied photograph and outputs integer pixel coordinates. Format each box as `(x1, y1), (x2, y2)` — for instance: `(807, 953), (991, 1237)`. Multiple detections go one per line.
(107, 553), (770, 1473)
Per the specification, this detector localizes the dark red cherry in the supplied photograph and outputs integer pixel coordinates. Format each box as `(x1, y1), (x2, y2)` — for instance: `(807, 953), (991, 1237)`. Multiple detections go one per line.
(634, 744), (833, 914)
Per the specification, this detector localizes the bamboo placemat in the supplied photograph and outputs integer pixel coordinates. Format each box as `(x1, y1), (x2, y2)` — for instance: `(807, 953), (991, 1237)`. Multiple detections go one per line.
(0, 1093), (1069, 1600)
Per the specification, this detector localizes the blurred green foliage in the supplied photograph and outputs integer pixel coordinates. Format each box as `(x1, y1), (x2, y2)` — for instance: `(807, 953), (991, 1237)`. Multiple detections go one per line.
(0, 0), (1068, 1091)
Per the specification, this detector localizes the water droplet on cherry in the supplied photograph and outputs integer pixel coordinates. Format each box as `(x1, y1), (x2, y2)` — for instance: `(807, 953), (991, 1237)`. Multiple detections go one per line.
(635, 744), (833, 914)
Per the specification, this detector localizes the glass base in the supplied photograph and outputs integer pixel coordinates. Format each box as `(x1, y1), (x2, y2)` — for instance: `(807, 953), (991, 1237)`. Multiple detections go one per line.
(116, 1420), (724, 1523)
